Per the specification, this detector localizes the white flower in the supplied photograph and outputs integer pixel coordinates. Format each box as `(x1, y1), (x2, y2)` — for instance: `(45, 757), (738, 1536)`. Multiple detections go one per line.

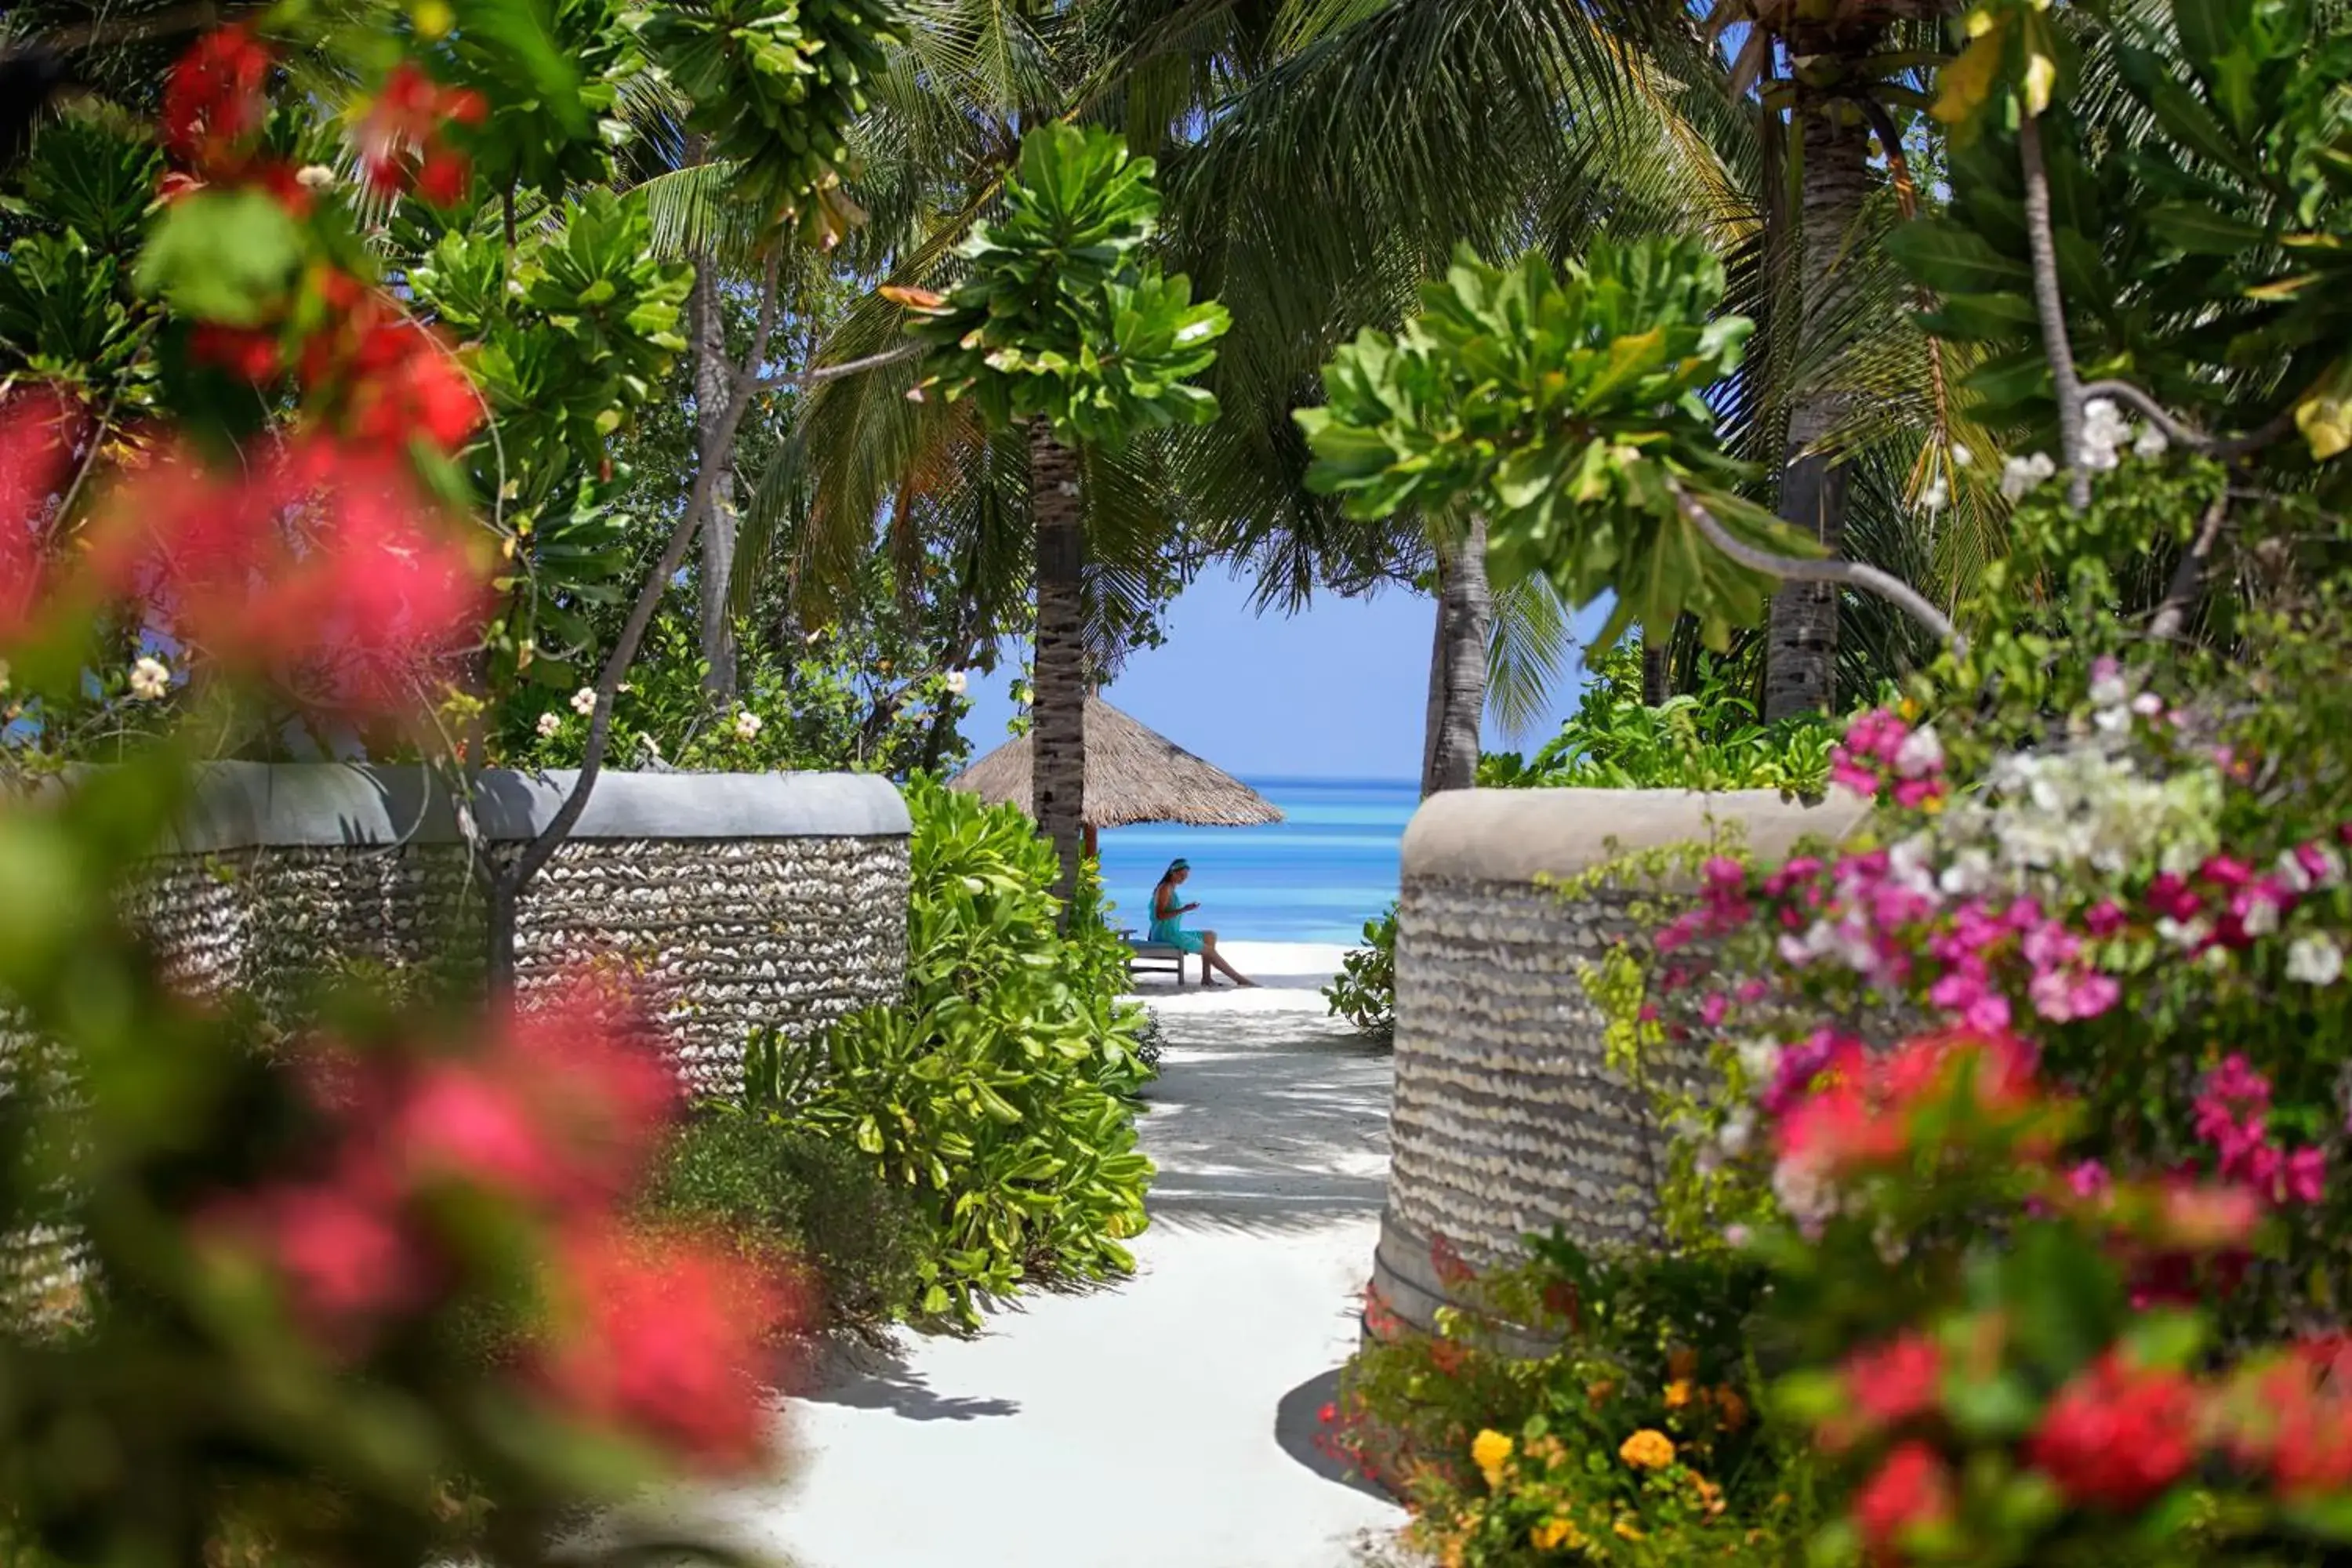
(2078, 397), (2132, 473)
(1893, 725), (1943, 779)
(2242, 897), (2282, 938)
(733, 710), (764, 741)
(2158, 915), (2211, 949)
(569, 686), (598, 717)
(535, 711), (562, 739)
(1718, 1107), (1756, 1157)
(2089, 666), (2130, 709)
(944, 670), (969, 697)
(2288, 934), (2346, 986)
(1735, 1037), (1782, 1083)
(2132, 691), (2165, 717)
(1722, 1223), (1753, 1250)
(1951, 442), (1974, 469)
(296, 164), (336, 190)
(129, 656), (171, 701)
(2132, 423), (2170, 459)
(1939, 848), (1994, 898)
(2000, 452), (2057, 500)
(1919, 477), (1949, 514)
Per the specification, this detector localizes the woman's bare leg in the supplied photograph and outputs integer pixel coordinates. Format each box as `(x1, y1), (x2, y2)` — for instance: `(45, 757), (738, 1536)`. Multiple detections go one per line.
(1200, 933), (1256, 987)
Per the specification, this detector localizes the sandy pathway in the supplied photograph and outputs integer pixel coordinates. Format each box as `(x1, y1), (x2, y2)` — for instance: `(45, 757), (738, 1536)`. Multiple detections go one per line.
(670, 942), (1407, 1568)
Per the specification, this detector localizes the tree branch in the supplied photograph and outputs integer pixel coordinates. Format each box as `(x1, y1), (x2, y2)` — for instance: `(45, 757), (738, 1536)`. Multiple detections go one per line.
(1671, 483), (1965, 655)
(2017, 112), (2090, 511)
(489, 245), (789, 969)
(2076, 378), (2298, 462)
(2147, 488), (2231, 642)
(754, 342), (922, 393)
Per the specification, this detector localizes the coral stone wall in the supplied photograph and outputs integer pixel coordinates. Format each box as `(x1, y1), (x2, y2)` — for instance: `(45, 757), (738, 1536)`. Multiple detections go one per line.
(6, 763), (913, 1316)
(1371, 787), (1866, 1350)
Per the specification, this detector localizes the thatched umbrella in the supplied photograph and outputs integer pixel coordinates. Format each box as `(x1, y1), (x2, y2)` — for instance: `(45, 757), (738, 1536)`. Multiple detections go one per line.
(951, 695), (1282, 855)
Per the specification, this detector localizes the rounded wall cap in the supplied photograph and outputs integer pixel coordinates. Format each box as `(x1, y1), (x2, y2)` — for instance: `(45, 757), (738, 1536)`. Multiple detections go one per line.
(1400, 786), (1872, 887)
(166, 763), (912, 853)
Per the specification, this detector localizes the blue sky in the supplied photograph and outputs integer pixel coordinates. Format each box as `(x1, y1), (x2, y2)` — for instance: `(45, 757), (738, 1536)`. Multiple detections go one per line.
(957, 568), (1615, 782)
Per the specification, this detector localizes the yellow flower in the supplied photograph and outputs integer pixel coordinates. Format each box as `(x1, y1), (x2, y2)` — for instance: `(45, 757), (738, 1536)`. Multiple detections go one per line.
(1664, 1378), (1694, 1409)
(1619, 1428), (1677, 1469)
(1614, 1518), (1648, 1541)
(1472, 1428), (1514, 1489)
(1530, 1518), (1585, 1553)
(1586, 1378), (1616, 1406)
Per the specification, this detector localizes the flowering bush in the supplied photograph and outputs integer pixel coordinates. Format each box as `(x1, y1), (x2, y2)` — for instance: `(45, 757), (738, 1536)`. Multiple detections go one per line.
(1330, 1236), (1809, 1566)
(1748, 1025), (2352, 1566)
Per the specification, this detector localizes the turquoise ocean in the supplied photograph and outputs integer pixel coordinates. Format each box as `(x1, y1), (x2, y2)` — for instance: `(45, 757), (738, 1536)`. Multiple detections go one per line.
(1094, 776), (1417, 946)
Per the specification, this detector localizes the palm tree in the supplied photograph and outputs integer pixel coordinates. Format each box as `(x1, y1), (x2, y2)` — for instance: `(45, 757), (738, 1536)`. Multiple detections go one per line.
(890, 124), (1228, 913)
(1706, 0), (1957, 718)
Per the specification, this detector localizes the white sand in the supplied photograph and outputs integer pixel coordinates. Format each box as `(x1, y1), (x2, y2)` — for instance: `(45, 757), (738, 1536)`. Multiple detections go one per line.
(649, 940), (1408, 1568)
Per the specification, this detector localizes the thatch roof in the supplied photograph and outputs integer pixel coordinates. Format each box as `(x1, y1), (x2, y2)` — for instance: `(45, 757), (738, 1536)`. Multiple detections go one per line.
(950, 695), (1283, 829)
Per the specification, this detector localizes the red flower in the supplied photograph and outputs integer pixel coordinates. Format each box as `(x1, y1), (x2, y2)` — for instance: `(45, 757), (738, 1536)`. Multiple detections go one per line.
(87, 438), (488, 717)
(535, 1226), (793, 1471)
(0, 387), (82, 644)
(347, 331), (482, 452)
(1428, 1232), (1473, 1286)
(2027, 1352), (2200, 1509)
(191, 323), (282, 382)
(162, 25), (272, 173)
(203, 1174), (430, 1352)
(1849, 1334), (1943, 1426)
(413, 149), (471, 208)
(1823, 1333), (1943, 1450)
(1852, 1441), (1952, 1559)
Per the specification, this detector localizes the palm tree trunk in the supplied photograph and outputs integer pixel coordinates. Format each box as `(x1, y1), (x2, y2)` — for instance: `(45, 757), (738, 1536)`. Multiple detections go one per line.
(1421, 517), (1491, 797)
(690, 259), (742, 699)
(1029, 419), (1088, 920)
(1763, 107), (1874, 722)
(1642, 631), (1672, 706)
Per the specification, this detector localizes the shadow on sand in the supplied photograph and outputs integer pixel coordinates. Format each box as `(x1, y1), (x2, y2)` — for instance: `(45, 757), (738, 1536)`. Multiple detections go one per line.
(797, 1343), (1022, 1423)
(1275, 1365), (1393, 1504)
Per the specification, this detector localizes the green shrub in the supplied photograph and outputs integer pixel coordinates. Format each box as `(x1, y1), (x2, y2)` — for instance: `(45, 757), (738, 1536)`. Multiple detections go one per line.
(1327, 904), (1399, 1040)
(800, 775), (1156, 1323)
(1479, 644), (1842, 797)
(638, 1112), (924, 1329)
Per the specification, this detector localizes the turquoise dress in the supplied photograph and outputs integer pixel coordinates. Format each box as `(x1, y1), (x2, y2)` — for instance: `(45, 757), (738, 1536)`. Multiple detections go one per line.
(1149, 885), (1207, 953)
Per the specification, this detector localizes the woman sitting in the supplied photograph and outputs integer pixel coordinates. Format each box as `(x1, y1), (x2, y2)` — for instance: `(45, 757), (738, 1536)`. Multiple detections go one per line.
(1149, 858), (1256, 988)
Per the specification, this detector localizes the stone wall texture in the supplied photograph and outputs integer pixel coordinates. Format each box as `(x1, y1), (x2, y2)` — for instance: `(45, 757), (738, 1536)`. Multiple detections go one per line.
(6, 762), (914, 1314)
(1371, 787), (1867, 1350)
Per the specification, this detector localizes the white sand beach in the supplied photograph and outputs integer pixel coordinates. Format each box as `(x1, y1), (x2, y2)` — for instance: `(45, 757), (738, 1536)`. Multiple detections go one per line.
(655, 939), (1408, 1568)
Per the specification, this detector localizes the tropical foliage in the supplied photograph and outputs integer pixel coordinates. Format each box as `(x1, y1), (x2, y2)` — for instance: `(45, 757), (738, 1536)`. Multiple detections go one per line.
(1480, 644), (1846, 798)
(799, 776), (1157, 1324)
(1301, 239), (1796, 655)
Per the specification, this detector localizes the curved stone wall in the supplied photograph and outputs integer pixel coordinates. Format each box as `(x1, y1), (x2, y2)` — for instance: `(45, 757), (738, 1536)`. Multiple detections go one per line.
(5, 764), (914, 1316)
(1371, 787), (1867, 1347)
